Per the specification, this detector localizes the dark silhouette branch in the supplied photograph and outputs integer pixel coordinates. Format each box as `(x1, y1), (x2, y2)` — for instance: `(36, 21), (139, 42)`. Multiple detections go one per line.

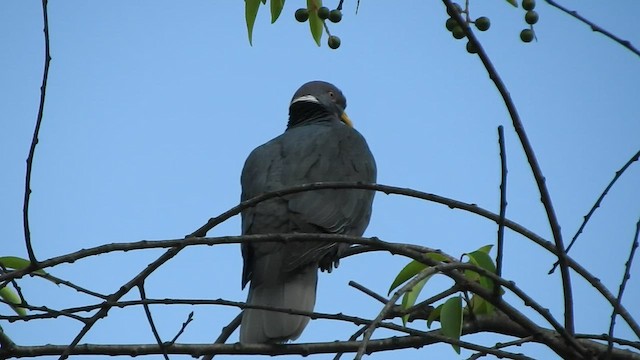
(138, 284), (169, 360)
(348, 280), (388, 304)
(544, 0), (640, 57)
(551, 149), (640, 274)
(607, 218), (640, 357)
(443, 0), (575, 337)
(33, 273), (108, 300)
(59, 244), (187, 359)
(22, 0), (52, 265)
(496, 125), (507, 287)
(170, 311), (194, 345)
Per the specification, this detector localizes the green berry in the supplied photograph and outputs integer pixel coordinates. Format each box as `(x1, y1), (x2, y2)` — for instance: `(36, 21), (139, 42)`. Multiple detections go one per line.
(520, 28), (534, 42)
(295, 8), (309, 22)
(328, 35), (341, 49)
(466, 41), (478, 54)
(445, 17), (458, 31)
(475, 16), (490, 31)
(447, 2), (463, 16)
(329, 9), (342, 23)
(317, 6), (330, 20)
(525, 10), (539, 25)
(522, 0), (536, 11)
(452, 25), (465, 39)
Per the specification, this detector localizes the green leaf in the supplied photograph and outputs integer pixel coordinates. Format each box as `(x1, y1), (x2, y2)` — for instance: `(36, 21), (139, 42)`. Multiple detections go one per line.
(441, 296), (462, 354)
(245, 0), (262, 45)
(476, 244), (493, 254)
(0, 286), (26, 316)
(505, 0), (518, 6)
(465, 249), (497, 290)
(427, 303), (443, 328)
(307, 0), (323, 46)
(388, 253), (449, 295)
(0, 256), (46, 275)
(468, 294), (494, 315)
(400, 275), (432, 325)
(270, 0), (285, 23)
(388, 260), (426, 295)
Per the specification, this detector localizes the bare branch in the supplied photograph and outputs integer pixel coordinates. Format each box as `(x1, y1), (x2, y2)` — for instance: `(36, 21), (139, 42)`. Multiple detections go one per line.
(544, 0), (640, 57)
(607, 218), (640, 357)
(551, 149), (640, 274)
(348, 280), (388, 305)
(443, 0), (575, 336)
(496, 125), (507, 288)
(22, 0), (52, 264)
(170, 311), (194, 345)
(138, 284), (169, 360)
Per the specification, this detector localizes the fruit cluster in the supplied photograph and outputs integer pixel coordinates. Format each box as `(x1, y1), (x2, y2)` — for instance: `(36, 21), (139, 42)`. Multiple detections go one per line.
(444, 0), (540, 51)
(295, 6), (343, 49)
(520, 0), (538, 43)
(444, 3), (490, 54)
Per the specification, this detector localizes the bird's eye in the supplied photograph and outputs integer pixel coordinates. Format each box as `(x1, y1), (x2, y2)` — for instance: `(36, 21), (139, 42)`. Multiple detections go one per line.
(328, 91), (335, 98)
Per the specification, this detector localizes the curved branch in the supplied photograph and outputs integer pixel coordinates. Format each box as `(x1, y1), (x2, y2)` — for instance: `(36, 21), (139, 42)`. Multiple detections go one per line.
(443, 0), (574, 336)
(544, 0), (640, 57)
(22, 0), (52, 264)
(2, 181), (638, 339)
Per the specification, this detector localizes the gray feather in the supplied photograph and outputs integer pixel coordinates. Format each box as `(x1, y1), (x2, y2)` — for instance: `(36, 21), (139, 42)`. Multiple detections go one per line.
(239, 81), (376, 343)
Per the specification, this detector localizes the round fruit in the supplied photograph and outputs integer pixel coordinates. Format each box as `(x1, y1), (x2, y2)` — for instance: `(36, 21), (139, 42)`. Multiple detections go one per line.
(329, 9), (342, 23)
(317, 6), (330, 20)
(328, 35), (341, 49)
(520, 28), (534, 42)
(466, 41), (478, 54)
(295, 8), (309, 22)
(522, 0), (536, 11)
(475, 16), (490, 31)
(445, 17), (457, 31)
(452, 25), (465, 39)
(525, 10), (539, 25)
(447, 2), (463, 16)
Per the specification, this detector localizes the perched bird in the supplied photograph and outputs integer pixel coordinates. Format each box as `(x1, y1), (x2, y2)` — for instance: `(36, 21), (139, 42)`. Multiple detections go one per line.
(239, 81), (377, 344)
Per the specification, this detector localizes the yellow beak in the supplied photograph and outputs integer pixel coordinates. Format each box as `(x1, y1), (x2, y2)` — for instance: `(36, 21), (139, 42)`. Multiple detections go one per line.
(341, 112), (353, 127)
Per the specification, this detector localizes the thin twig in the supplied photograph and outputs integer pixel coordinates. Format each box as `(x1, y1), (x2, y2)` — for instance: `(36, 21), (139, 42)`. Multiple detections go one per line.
(468, 336), (535, 360)
(22, 0), (53, 264)
(550, 149), (640, 274)
(201, 313), (241, 360)
(355, 264), (442, 359)
(138, 284), (169, 360)
(348, 281), (388, 304)
(170, 311), (194, 345)
(443, 0), (575, 336)
(34, 273), (109, 300)
(496, 125), (507, 294)
(402, 285), (459, 319)
(59, 245), (186, 359)
(544, 0), (640, 58)
(607, 218), (640, 357)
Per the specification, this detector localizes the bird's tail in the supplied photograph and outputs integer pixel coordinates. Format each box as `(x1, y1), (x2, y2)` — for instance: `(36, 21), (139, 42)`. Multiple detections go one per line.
(240, 266), (318, 344)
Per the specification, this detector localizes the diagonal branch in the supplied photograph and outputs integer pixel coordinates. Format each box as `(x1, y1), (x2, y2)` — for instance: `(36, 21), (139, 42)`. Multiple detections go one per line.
(551, 149), (640, 274)
(138, 283), (169, 360)
(443, 0), (575, 336)
(544, 0), (640, 58)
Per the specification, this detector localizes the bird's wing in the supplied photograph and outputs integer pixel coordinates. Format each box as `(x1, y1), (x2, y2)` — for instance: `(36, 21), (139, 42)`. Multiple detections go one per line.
(240, 123), (376, 283)
(282, 124), (377, 271)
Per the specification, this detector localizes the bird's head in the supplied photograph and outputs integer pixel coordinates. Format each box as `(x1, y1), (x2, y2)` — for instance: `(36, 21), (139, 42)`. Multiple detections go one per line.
(287, 81), (353, 129)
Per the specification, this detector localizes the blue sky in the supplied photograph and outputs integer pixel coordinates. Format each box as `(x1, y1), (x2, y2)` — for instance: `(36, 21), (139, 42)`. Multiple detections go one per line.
(1, 1), (639, 359)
